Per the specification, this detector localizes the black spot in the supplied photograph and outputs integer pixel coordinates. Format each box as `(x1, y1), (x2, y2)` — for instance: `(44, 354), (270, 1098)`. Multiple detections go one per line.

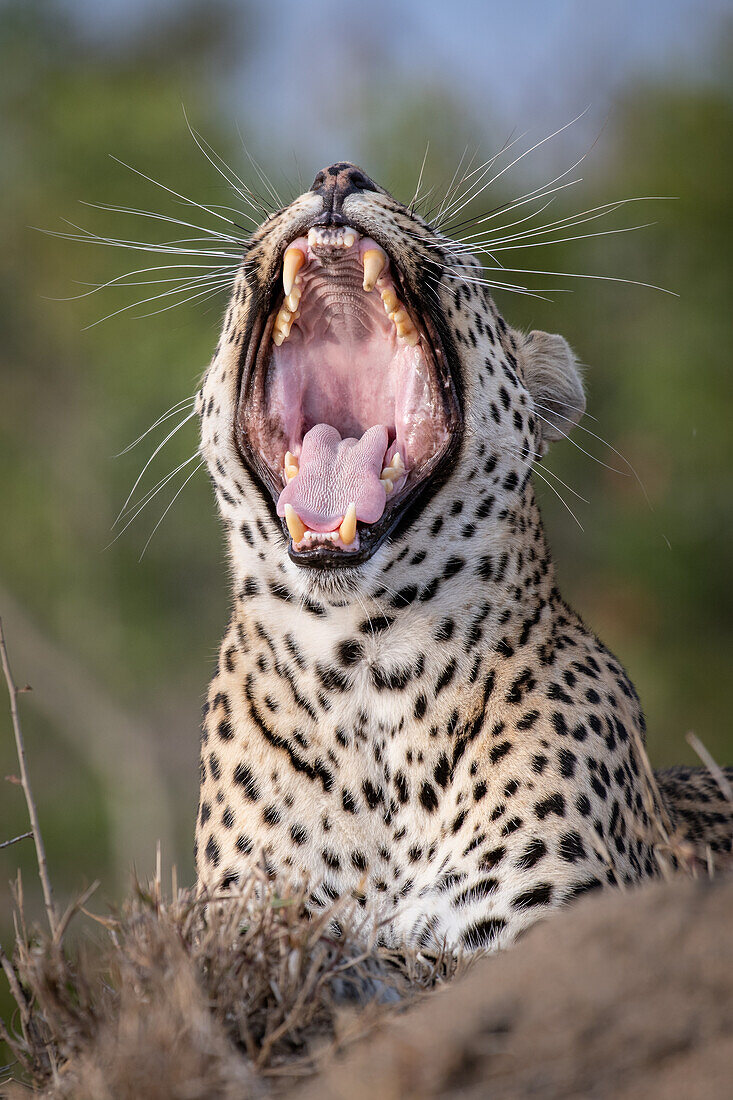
(461, 917), (506, 949)
(535, 793), (566, 819)
(558, 748), (577, 778)
(290, 823), (308, 845)
(565, 877), (602, 901)
(571, 795), (591, 824)
(362, 779), (383, 809)
(454, 878), (499, 906)
(512, 883), (553, 910)
(360, 614), (394, 635)
(414, 693), (428, 720)
(559, 831), (586, 863)
(338, 639), (364, 665)
(433, 754), (451, 789)
(395, 771), (409, 803)
(233, 763), (260, 801)
(316, 663), (350, 692)
(419, 782), (439, 812)
(235, 834), (253, 854)
(217, 718), (234, 742)
(351, 850), (367, 871)
(435, 660), (457, 695)
(263, 805), (281, 826)
(205, 836), (220, 867)
(480, 845), (506, 870)
(516, 838), (547, 870)
(442, 556), (465, 580)
(490, 741), (512, 764)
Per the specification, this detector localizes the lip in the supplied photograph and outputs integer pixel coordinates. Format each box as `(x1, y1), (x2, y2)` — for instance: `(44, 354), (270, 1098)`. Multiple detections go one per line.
(234, 217), (463, 569)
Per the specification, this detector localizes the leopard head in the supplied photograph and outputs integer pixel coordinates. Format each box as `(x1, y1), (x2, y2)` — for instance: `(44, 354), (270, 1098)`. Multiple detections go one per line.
(198, 162), (584, 597)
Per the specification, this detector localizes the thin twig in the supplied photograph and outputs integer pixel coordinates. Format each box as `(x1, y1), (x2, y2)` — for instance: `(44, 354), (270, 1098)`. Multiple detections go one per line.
(54, 880), (100, 946)
(0, 830), (33, 851)
(0, 617), (57, 936)
(0, 940), (30, 1040)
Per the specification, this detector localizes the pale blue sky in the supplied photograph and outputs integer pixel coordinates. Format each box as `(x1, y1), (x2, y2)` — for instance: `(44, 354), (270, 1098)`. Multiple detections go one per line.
(58, 0), (732, 171)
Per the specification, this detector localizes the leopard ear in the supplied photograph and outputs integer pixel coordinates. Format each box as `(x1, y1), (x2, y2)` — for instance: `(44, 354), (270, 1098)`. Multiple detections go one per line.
(518, 330), (585, 455)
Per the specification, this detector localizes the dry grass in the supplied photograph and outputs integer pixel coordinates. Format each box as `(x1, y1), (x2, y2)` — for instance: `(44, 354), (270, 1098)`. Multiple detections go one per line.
(0, 870), (459, 1098)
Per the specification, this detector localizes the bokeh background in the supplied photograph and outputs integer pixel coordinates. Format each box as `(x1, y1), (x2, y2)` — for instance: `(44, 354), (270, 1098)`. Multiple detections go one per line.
(1, 0), (732, 951)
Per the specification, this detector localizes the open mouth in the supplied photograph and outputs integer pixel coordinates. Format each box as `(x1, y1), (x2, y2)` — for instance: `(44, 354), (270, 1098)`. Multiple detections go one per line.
(235, 223), (461, 567)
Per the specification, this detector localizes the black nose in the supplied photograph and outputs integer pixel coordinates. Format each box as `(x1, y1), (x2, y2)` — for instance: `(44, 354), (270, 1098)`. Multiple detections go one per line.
(309, 162), (378, 225)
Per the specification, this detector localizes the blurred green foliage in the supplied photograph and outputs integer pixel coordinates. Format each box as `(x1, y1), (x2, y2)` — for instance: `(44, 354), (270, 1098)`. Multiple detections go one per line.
(0, 0), (731, 970)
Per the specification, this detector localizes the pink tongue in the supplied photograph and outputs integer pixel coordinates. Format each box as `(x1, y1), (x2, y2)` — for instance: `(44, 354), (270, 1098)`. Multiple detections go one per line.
(277, 423), (389, 532)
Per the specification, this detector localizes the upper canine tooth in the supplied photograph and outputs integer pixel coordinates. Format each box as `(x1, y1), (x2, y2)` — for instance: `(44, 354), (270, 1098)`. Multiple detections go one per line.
(284, 504), (306, 543)
(362, 248), (386, 292)
(283, 247), (306, 297)
(339, 502), (357, 546)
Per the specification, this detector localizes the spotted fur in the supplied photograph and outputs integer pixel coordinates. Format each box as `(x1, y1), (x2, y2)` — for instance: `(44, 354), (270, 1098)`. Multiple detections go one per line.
(194, 164), (732, 952)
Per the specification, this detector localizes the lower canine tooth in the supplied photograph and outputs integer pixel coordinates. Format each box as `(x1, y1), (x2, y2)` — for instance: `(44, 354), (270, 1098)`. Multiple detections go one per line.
(339, 502), (357, 546)
(284, 504), (306, 542)
(362, 248), (386, 292)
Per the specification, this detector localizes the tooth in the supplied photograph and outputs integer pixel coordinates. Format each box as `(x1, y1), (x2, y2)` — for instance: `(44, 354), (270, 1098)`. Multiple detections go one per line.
(389, 452), (405, 473)
(362, 248), (386, 292)
(284, 504), (306, 543)
(339, 502), (357, 546)
(344, 232), (356, 248)
(381, 288), (398, 313)
(283, 247), (306, 297)
(307, 228), (318, 248)
(381, 465), (401, 480)
(392, 308), (409, 325)
(285, 287), (301, 312)
(380, 478), (393, 495)
(401, 329), (419, 347)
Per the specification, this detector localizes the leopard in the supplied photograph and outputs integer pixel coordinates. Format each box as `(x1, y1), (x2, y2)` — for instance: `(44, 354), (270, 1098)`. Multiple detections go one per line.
(194, 161), (733, 954)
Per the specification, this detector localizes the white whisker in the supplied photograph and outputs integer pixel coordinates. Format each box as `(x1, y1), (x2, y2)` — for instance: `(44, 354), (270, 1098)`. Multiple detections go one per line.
(115, 411), (197, 524)
(117, 397), (196, 456)
(139, 459), (205, 560)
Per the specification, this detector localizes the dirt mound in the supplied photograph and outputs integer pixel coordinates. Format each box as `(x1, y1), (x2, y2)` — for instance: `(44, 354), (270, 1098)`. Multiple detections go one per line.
(297, 875), (733, 1100)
